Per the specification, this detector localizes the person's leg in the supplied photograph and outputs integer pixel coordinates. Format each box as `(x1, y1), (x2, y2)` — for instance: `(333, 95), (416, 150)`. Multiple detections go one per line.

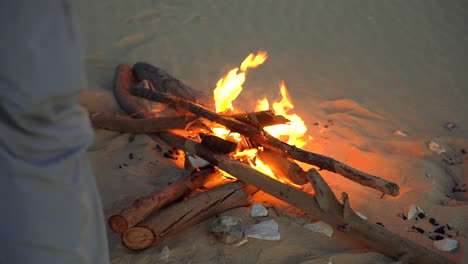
(0, 1), (109, 263)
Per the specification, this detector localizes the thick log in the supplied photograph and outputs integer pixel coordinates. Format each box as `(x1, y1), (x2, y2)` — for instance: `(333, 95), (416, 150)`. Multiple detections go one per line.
(155, 132), (453, 264)
(224, 110), (290, 128)
(90, 112), (198, 133)
(108, 167), (216, 234)
(122, 181), (257, 250)
(133, 62), (215, 110)
(113, 64), (148, 119)
(130, 86), (399, 197)
(88, 111), (289, 134)
(257, 148), (308, 185)
(201, 134), (237, 154)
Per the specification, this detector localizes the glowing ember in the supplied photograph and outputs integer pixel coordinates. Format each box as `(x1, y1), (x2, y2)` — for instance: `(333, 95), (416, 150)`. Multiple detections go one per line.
(213, 51), (268, 112)
(256, 81), (308, 148)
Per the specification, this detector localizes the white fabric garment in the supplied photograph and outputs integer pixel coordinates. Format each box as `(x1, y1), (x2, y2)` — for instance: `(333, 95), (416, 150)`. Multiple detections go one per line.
(0, 1), (109, 263)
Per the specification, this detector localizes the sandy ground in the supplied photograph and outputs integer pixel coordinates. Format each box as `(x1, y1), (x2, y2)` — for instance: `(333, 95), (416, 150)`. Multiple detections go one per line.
(74, 1), (467, 263)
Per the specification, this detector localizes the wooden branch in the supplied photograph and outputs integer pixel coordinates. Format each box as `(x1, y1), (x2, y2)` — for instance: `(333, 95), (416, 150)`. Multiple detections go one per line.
(108, 167), (216, 233)
(133, 62), (215, 110)
(155, 132), (453, 264)
(114, 64), (149, 119)
(257, 148), (308, 185)
(90, 112), (198, 133)
(201, 134), (238, 154)
(130, 86), (399, 197)
(89, 110), (289, 134)
(224, 110), (290, 128)
(122, 181), (257, 250)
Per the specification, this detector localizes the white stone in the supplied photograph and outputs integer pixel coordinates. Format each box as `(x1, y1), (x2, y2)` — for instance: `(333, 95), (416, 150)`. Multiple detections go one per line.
(250, 203), (268, 217)
(407, 204), (424, 220)
(434, 238), (458, 252)
(393, 130), (408, 137)
(158, 246), (170, 261)
(246, 219), (280, 241)
(303, 221), (333, 237)
(428, 141), (445, 154)
(187, 154), (210, 168)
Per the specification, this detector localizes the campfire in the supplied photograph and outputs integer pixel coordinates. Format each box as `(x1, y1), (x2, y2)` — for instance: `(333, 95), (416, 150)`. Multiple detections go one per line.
(90, 52), (453, 264)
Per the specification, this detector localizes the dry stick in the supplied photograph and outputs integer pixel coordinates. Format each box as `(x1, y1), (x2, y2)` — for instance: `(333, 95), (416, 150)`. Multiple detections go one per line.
(122, 181), (257, 251)
(108, 167), (216, 233)
(89, 111), (290, 134)
(133, 62), (215, 110)
(257, 148), (309, 185)
(130, 86), (399, 197)
(90, 112), (198, 133)
(156, 132), (453, 264)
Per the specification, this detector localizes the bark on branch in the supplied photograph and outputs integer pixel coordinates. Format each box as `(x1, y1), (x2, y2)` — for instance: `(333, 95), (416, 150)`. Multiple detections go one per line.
(130, 86), (399, 197)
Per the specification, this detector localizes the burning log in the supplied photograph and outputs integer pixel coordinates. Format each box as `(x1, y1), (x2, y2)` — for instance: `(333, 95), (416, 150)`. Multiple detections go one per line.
(130, 86), (400, 197)
(257, 148), (308, 185)
(90, 112), (198, 133)
(155, 132), (453, 264)
(223, 110), (290, 128)
(201, 134), (238, 154)
(122, 181), (257, 251)
(109, 167), (216, 234)
(114, 64), (148, 119)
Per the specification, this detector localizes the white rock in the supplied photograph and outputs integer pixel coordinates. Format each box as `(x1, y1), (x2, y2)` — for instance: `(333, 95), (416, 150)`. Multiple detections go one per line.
(355, 211), (368, 220)
(246, 219), (280, 241)
(434, 238), (458, 252)
(158, 246), (170, 261)
(407, 204), (424, 220)
(393, 130), (408, 137)
(428, 141), (445, 154)
(187, 154), (210, 168)
(303, 221), (333, 237)
(250, 203), (268, 217)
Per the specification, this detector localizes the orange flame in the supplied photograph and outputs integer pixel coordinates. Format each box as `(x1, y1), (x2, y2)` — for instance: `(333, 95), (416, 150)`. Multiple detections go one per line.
(212, 51), (309, 189)
(256, 81), (308, 148)
(213, 51), (268, 112)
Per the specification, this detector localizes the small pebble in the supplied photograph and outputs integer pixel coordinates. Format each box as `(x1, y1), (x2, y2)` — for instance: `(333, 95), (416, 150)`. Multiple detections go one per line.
(411, 226), (425, 234)
(250, 203), (268, 218)
(313, 122), (319, 126)
(434, 226), (446, 235)
(118, 165), (122, 169)
(430, 235), (445, 241)
(168, 150), (174, 155)
(376, 222), (385, 227)
(123, 163), (128, 167)
(128, 153), (134, 159)
(246, 219), (281, 241)
(155, 144), (162, 152)
(158, 246), (171, 261)
(443, 122), (456, 131)
(461, 149), (466, 154)
(128, 134), (136, 143)
(434, 238), (458, 252)
(429, 218), (439, 226)
(417, 212), (426, 219)
(407, 204), (424, 220)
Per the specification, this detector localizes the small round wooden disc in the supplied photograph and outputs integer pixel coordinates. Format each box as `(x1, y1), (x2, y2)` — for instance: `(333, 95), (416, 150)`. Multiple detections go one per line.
(122, 226), (155, 251)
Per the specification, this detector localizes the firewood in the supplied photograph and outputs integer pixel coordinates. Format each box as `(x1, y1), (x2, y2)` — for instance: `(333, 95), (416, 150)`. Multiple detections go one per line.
(88, 111), (289, 134)
(133, 62), (215, 110)
(113, 65), (451, 262)
(155, 132), (453, 264)
(130, 86), (399, 197)
(257, 148), (308, 185)
(200, 134), (237, 154)
(223, 110), (290, 128)
(121, 181), (257, 251)
(109, 167), (216, 234)
(113, 64), (148, 119)
(90, 112), (198, 133)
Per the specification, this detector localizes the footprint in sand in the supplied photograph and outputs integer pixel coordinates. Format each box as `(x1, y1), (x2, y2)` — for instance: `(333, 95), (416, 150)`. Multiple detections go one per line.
(319, 98), (384, 120)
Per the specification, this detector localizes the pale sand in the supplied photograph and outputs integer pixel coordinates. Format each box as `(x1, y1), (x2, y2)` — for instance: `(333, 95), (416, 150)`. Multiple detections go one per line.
(74, 1), (467, 263)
